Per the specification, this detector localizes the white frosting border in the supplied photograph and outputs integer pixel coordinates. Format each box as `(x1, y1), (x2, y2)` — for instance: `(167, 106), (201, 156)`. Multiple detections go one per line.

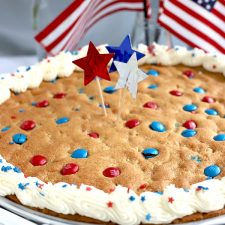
(0, 43), (225, 225)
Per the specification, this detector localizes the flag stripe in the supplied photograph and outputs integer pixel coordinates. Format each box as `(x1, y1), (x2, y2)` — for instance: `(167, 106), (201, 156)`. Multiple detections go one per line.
(65, 1), (145, 51)
(35, 0), (86, 42)
(35, 0), (151, 55)
(162, 8), (225, 53)
(67, 7), (145, 52)
(49, 0), (101, 54)
(159, 15), (219, 52)
(180, 1), (225, 33)
(171, 0), (225, 38)
(158, 0), (225, 54)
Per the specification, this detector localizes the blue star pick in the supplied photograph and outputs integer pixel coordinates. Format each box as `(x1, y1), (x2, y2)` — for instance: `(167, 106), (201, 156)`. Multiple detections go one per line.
(106, 35), (145, 72)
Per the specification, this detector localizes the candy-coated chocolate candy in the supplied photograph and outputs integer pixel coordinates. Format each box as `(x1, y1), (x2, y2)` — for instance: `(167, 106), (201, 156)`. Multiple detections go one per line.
(143, 102), (158, 109)
(183, 120), (197, 129)
(205, 109), (218, 116)
(20, 120), (36, 131)
(54, 92), (67, 99)
(149, 121), (166, 132)
(36, 100), (49, 108)
(213, 134), (225, 141)
(12, 133), (27, 145)
(1, 126), (10, 132)
(30, 155), (47, 166)
(181, 129), (197, 138)
(56, 117), (70, 124)
(142, 148), (159, 159)
(193, 87), (206, 94)
(183, 104), (198, 112)
(148, 84), (158, 89)
(71, 149), (88, 158)
(202, 96), (215, 103)
(183, 70), (195, 78)
(147, 69), (159, 76)
(204, 165), (221, 178)
(103, 167), (121, 178)
(169, 90), (183, 96)
(103, 86), (116, 94)
(125, 119), (141, 129)
(88, 132), (99, 138)
(61, 163), (79, 175)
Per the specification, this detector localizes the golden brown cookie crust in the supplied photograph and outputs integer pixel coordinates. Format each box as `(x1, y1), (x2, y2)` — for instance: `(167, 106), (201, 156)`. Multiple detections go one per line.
(1, 64), (225, 224)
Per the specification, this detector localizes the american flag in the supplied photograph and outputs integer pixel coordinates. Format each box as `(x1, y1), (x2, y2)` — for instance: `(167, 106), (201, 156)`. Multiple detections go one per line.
(158, 0), (225, 54)
(35, 0), (151, 56)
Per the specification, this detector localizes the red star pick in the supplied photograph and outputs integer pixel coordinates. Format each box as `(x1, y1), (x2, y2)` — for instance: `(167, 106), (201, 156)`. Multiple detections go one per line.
(73, 42), (114, 86)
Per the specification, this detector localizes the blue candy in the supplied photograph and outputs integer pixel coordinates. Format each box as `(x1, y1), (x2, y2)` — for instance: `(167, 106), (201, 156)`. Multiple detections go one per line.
(142, 148), (159, 159)
(213, 134), (225, 141)
(193, 87), (206, 94)
(181, 129), (197, 138)
(147, 69), (159, 76)
(204, 165), (221, 178)
(149, 121), (166, 132)
(56, 117), (70, 124)
(71, 149), (88, 158)
(103, 86), (116, 94)
(205, 109), (218, 116)
(1, 126), (11, 132)
(148, 84), (158, 89)
(12, 133), (27, 145)
(183, 104), (198, 112)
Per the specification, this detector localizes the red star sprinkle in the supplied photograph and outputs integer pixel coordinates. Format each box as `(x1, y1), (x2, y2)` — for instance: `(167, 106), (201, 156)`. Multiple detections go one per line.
(107, 201), (113, 208)
(168, 197), (174, 203)
(73, 42), (114, 86)
(38, 184), (44, 189)
(86, 187), (92, 191)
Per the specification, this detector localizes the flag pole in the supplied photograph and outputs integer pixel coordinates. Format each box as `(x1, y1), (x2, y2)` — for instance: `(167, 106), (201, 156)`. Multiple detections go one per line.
(143, 0), (150, 46)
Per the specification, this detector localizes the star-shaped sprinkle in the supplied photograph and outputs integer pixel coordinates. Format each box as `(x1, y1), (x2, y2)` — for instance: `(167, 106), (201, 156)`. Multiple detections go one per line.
(141, 196), (146, 202)
(106, 35), (145, 72)
(86, 186), (92, 191)
(129, 195), (136, 201)
(168, 197), (174, 203)
(107, 201), (113, 208)
(145, 213), (151, 221)
(114, 53), (148, 98)
(73, 42), (114, 86)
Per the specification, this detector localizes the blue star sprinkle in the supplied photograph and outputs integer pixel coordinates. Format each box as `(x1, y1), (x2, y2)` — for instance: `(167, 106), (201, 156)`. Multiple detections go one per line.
(18, 183), (30, 191)
(1, 166), (12, 172)
(145, 213), (151, 221)
(106, 35), (145, 72)
(129, 195), (136, 201)
(140, 196), (146, 202)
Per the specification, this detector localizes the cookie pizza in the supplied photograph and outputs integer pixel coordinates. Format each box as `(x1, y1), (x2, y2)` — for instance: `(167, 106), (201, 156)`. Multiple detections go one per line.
(0, 42), (225, 225)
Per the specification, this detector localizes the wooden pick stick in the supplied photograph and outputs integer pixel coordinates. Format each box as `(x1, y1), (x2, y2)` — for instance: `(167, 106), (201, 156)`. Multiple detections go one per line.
(96, 77), (107, 116)
(117, 88), (126, 120)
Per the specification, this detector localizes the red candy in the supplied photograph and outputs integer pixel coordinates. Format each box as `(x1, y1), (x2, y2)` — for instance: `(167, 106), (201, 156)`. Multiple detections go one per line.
(30, 155), (47, 166)
(202, 96), (215, 103)
(169, 90), (183, 96)
(143, 102), (158, 109)
(36, 100), (49, 108)
(20, 120), (36, 131)
(88, 132), (99, 138)
(103, 167), (121, 178)
(183, 120), (197, 129)
(125, 119), (141, 129)
(54, 92), (67, 99)
(183, 70), (195, 79)
(60, 163), (79, 175)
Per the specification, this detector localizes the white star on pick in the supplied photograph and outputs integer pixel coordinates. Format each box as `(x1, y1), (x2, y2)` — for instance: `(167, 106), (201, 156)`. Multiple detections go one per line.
(114, 53), (148, 98)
